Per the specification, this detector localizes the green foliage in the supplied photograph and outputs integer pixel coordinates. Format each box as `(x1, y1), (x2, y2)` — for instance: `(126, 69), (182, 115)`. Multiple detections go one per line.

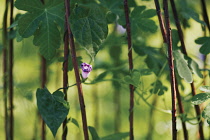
(70, 4), (108, 59)
(88, 126), (129, 140)
(191, 93), (210, 105)
(15, 0), (64, 60)
(200, 86), (210, 92)
(124, 70), (140, 87)
(130, 6), (157, 34)
(195, 37), (210, 55)
(150, 80), (168, 96)
(36, 88), (70, 136)
(202, 103), (210, 124)
(174, 50), (193, 83)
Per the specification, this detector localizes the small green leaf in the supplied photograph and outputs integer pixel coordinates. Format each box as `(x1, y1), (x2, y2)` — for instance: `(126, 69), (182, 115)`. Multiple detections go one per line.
(191, 93), (210, 105)
(124, 70), (140, 87)
(174, 50), (193, 83)
(70, 4), (108, 58)
(36, 88), (70, 137)
(88, 126), (100, 140)
(189, 58), (203, 78)
(70, 118), (79, 128)
(101, 132), (129, 140)
(195, 37), (210, 55)
(200, 86), (210, 93)
(202, 103), (210, 124)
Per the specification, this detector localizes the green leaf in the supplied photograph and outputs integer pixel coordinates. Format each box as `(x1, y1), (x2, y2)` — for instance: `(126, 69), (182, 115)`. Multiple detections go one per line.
(70, 4), (108, 58)
(189, 58), (203, 78)
(200, 86), (210, 93)
(131, 6), (157, 33)
(174, 50), (193, 83)
(202, 103), (210, 124)
(150, 80), (168, 96)
(195, 37), (210, 55)
(88, 126), (100, 140)
(191, 93), (210, 105)
(36, 88), (70, 137)
(124, 70), (140, 87)
(15, 0), (64, 60)
(93, 71), (108, 83)
(101, 132), (129, 140)
(69, 117), (79, 128)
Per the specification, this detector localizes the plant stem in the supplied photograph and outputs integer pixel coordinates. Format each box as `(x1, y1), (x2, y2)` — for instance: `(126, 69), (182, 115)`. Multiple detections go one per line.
(65, 0), (89, 139)
(63, 0), (70, 139)
(169, 0), (204, 139)
(40, 56), (47, 140)
(3, 0), (9, 139)
(123, 0), (134, 140)
(8, 0), (14, 139)
(200, 0), (210, 31)
(163, 0), (177, 139)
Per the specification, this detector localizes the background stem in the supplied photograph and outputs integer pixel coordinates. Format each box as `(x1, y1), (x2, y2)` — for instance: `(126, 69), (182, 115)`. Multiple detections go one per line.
(65, 0), (89, 139)
(163, 0), (177, 139)
(123, 0), (134, 140)
(169, 0), (204, 139)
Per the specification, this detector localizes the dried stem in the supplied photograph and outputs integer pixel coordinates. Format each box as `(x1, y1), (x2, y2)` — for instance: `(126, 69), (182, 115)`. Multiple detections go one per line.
(8, 0), (14, 139)
(163, 0), (177, 139)
(169, 0), (204, 139)
(64, 0), (89, 139)
(3, 0), (9, 139)
(123, 0), (134, 140)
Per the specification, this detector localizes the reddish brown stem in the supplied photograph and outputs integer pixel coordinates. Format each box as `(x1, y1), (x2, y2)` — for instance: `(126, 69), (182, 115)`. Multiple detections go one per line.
(123, 0), (134, 140)
(163, 0), (177, 139)
(200, 0), (210, 31)
(62, 0), (70, 140)
(40, 56), (47, 140)
(8, 0), (14, 139)
(3, 0), (9, 139)
(64, 0), (89, 139)
(169, 0), (204, 139)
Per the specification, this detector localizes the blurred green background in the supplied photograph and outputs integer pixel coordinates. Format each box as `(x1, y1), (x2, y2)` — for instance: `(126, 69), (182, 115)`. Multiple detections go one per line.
(1, 0), (210, 140)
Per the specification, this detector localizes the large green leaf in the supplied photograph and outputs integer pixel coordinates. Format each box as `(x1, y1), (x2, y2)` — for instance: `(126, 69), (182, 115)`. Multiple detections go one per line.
(15, 0), (64, 60)
(202, 103), (210, 124)
(36, 88), (70, 137)
(191, 93), (210, 105)
(195, 37), (210, 55)
(70, 4), (108, 58)
(174, 50), (193, 83)
(131, 6), (157, 33)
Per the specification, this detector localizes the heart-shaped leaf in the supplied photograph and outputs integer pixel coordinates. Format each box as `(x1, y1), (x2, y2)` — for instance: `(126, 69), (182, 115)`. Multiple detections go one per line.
(36, 87), (70, 137)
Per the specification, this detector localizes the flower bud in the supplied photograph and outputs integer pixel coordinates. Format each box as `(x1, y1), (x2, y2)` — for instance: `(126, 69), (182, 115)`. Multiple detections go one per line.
(80, 63), (92, 79)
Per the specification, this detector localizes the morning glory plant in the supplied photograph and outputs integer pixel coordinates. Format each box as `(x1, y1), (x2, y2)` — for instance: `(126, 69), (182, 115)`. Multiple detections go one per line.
(80, 62), (92, 79)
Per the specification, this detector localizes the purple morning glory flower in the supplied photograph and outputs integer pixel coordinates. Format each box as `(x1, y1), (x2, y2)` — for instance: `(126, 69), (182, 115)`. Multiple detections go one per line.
(80, 63), (92, 79)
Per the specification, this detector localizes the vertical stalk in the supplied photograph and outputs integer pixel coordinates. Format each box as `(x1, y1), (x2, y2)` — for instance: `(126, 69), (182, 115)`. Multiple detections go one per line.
(8, 0), (14, 139)
(200, 0), (210, 31)
(169, 0), (204, 139)
(3, 0), (9, 139)
(163, 0), (177, 139)
(123, 0), (134, 140)
(63, 0), (69, 139)
(40, 56), (47, 140)
(64, 0), (89, 139)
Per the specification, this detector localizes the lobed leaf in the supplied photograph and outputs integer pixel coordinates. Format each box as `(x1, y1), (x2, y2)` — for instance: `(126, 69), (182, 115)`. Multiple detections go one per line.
(36, 88), (70, 137)
(195, 37), (210, 55)
(124, 70), (140, 87)
(70, 4), (108, 59)
(15, 0), (65, 60)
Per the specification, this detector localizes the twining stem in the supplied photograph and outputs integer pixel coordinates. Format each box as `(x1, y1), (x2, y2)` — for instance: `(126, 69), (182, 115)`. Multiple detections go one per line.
(163, 0), (177, 139)
(64, 0), (89, 140)
(63, 0), (70, 139)
(154, 0), (188, 139)
(123, 0), (134, 140)
(8, 0), (14, 139)
(40, 56), (47, 140)
(169, 0), (204, 139)
(200, 0), (210, 31)
(3, 0), (9, 139)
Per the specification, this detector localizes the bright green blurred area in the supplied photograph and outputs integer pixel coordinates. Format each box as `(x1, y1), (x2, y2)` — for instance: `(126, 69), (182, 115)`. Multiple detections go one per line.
(1, 0), (210, 140)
